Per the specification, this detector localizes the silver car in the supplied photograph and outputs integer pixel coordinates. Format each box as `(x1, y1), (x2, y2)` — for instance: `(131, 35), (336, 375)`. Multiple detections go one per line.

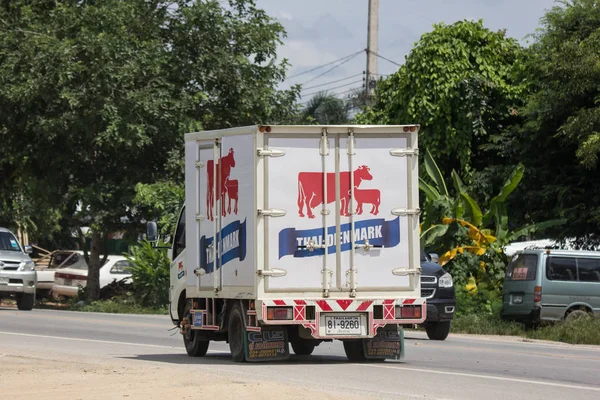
(0, 227), (37, 310)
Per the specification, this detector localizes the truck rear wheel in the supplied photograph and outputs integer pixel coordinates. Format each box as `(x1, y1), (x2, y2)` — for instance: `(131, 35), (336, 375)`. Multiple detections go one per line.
(290, 340), (316, 356)
(343, 340), (366, 362)
(228, 302), (246, 363)
(16, 293), (35, 311)
(425, 321), (451, 341)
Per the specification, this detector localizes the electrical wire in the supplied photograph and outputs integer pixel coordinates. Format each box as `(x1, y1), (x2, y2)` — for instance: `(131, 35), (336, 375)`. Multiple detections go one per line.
(285, 49), (365, 81)
(300, 51), (364, 86)
(371, 51), (402, 67)
(300, 73), (363, 92)
(300, 80), (364, 98)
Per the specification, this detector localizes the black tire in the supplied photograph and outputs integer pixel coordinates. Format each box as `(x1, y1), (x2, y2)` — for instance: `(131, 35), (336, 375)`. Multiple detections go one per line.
(228, 302), (246, 363)
(565, 309), (590, 322)
(290, 340), (316, 356)
(182, 303), (209, 357)
(425, 321), (451, 341)
(16, 293), (35, 311)
(343, 340), (367, 362)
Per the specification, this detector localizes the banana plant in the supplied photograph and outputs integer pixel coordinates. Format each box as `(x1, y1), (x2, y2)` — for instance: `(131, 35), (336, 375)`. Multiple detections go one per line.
(419, 149), (566, 290)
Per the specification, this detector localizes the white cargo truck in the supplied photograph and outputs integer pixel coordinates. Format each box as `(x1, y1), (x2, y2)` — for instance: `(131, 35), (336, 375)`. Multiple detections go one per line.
(148, 124), (425, 362)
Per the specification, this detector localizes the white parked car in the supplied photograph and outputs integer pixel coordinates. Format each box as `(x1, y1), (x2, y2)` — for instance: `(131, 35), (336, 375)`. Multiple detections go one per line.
(36, 250), (83, 296)
(52, 254), (133, 298)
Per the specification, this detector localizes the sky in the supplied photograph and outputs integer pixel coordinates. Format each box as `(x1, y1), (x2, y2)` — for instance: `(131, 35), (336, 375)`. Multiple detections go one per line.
(255, 0), (559, 103)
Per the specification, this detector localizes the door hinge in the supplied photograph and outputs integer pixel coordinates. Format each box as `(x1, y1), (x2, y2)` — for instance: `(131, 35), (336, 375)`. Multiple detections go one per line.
(389, 148), (419, 157)
(195, 160), (205, 168)
(257, 208), (287, 217)
(195, 213), (205, 221)
(391, 208), (421, 216)
(257, 148), (286, 157)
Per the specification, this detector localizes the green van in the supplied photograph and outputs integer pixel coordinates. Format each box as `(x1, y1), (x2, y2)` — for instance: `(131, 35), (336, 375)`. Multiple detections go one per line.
(501, 249), (600, 325)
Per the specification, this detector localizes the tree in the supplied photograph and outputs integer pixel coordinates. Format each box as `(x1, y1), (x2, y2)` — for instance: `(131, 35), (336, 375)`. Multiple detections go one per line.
(355, 20), (526, 178)
(0, 0), (298, 300)
(488, 0), (600, 244)
(299, 92), (349, 124)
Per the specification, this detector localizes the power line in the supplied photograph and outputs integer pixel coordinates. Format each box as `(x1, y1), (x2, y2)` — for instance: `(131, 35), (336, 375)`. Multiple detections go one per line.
(300, 51), (364, 86)
(371, 51), (402, 67)
(297, 85), (365, 107)
(300, 73), (363, 92)
(301, 80), (364, 98)
(285, 49), (364, 81)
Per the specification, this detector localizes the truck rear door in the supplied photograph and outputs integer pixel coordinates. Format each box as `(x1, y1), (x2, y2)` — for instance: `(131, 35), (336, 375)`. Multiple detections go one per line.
(261, 126), (420, 297)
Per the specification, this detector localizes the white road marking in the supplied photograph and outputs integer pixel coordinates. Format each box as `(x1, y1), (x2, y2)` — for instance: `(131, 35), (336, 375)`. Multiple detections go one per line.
(2, 331), (599, 393)
(0, 331), (222, 354)
(364, 363), (600, 392)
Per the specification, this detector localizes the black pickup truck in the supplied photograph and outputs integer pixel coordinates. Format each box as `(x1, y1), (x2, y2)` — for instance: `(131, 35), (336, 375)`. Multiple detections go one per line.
(419, 252), (456, 340)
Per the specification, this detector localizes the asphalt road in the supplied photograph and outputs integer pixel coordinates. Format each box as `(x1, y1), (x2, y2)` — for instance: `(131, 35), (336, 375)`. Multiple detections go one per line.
(1, 306), (599, 400)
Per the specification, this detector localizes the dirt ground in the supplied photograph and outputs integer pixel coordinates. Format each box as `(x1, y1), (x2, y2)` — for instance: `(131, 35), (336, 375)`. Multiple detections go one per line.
(0, 346), (363, 400)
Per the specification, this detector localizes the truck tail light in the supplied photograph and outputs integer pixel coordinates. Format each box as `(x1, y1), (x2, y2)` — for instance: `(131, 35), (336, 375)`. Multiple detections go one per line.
(534, 286), (542, 303)
(266, 307), (292, 320)
(396, 305), (422, 319)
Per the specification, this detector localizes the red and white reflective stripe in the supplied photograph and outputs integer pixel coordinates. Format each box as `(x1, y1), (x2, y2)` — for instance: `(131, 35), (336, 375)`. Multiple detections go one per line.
(262, 298), (425, 312)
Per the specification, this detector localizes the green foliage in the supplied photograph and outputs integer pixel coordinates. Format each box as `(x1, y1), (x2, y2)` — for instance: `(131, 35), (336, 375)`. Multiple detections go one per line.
(124, 240), (170, 308)
(69, 298), (168, 315)
(356, 20), (526, 177)
(486, 0), (600, 243)
(133, 182), (184, 239)
(0, 0), (299, 299)
(420, 152), (564, 293)
(299, 92), (349, 124)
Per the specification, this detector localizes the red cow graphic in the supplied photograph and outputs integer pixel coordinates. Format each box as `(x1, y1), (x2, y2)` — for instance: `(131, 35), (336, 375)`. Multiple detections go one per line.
(297, 165), (373, 219)
(206, 148), (236, 221)
(226, 179), (239, 215)
(353, 188), (380, 215)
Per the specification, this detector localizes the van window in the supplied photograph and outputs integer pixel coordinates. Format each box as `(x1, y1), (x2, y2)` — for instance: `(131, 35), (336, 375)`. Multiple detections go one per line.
(506, 253), (538, 281)
(547, 257), (577, 281)
(577, 258), (600, 282)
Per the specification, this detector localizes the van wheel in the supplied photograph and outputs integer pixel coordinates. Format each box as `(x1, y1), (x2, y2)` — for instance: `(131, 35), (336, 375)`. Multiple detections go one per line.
(228, 302), (246, 363)
(343, 340), (367, 362)
(565, 309), (591, 322)
(291, 340), (316, 356)
(425, 321), (451, 341)
(16, 293), (35, 311)
(182, 303), (209, 357)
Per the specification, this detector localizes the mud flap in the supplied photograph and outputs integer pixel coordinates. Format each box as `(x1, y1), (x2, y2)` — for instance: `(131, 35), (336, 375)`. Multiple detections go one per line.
(245, 325), (290, 362)
(363, 325), (405, 360)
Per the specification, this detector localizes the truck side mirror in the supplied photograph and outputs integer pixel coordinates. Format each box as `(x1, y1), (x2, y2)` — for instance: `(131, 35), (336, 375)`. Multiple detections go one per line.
(24, 245), (33, 255)
(429, 253), (440, 264)
(146, 221), (158, 242)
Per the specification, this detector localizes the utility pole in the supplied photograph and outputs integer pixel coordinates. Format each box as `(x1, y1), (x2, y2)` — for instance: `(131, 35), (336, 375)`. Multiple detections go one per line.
(365, 0), (379, 104)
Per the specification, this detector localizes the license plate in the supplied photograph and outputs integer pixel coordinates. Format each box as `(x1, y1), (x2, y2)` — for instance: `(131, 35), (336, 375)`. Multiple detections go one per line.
(64, 279), (72, 286)
(325, 315), (362, 335)
(513, 295), (523, 304)
(0, 276), (8, 284)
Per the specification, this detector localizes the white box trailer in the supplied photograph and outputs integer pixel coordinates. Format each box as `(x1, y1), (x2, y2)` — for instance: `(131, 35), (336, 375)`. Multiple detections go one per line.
(160, 124), (425, 362)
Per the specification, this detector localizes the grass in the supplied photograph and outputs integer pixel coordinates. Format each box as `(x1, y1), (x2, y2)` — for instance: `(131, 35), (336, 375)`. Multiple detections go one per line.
(35, 297), (169, 315)
(451, 313), (600, 345)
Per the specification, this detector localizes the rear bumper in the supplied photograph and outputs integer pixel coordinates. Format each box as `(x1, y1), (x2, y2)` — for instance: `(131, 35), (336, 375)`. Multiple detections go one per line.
(423, 298), (456, 323)
(257, 298), (426, 340)
(500, 306), (541, 323)
(0, 270), (36, 295)
(51, 284), (79, 297)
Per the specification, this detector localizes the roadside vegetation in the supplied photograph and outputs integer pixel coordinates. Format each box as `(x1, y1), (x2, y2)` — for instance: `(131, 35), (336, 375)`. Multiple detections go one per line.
(1, 0), (600, 344)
